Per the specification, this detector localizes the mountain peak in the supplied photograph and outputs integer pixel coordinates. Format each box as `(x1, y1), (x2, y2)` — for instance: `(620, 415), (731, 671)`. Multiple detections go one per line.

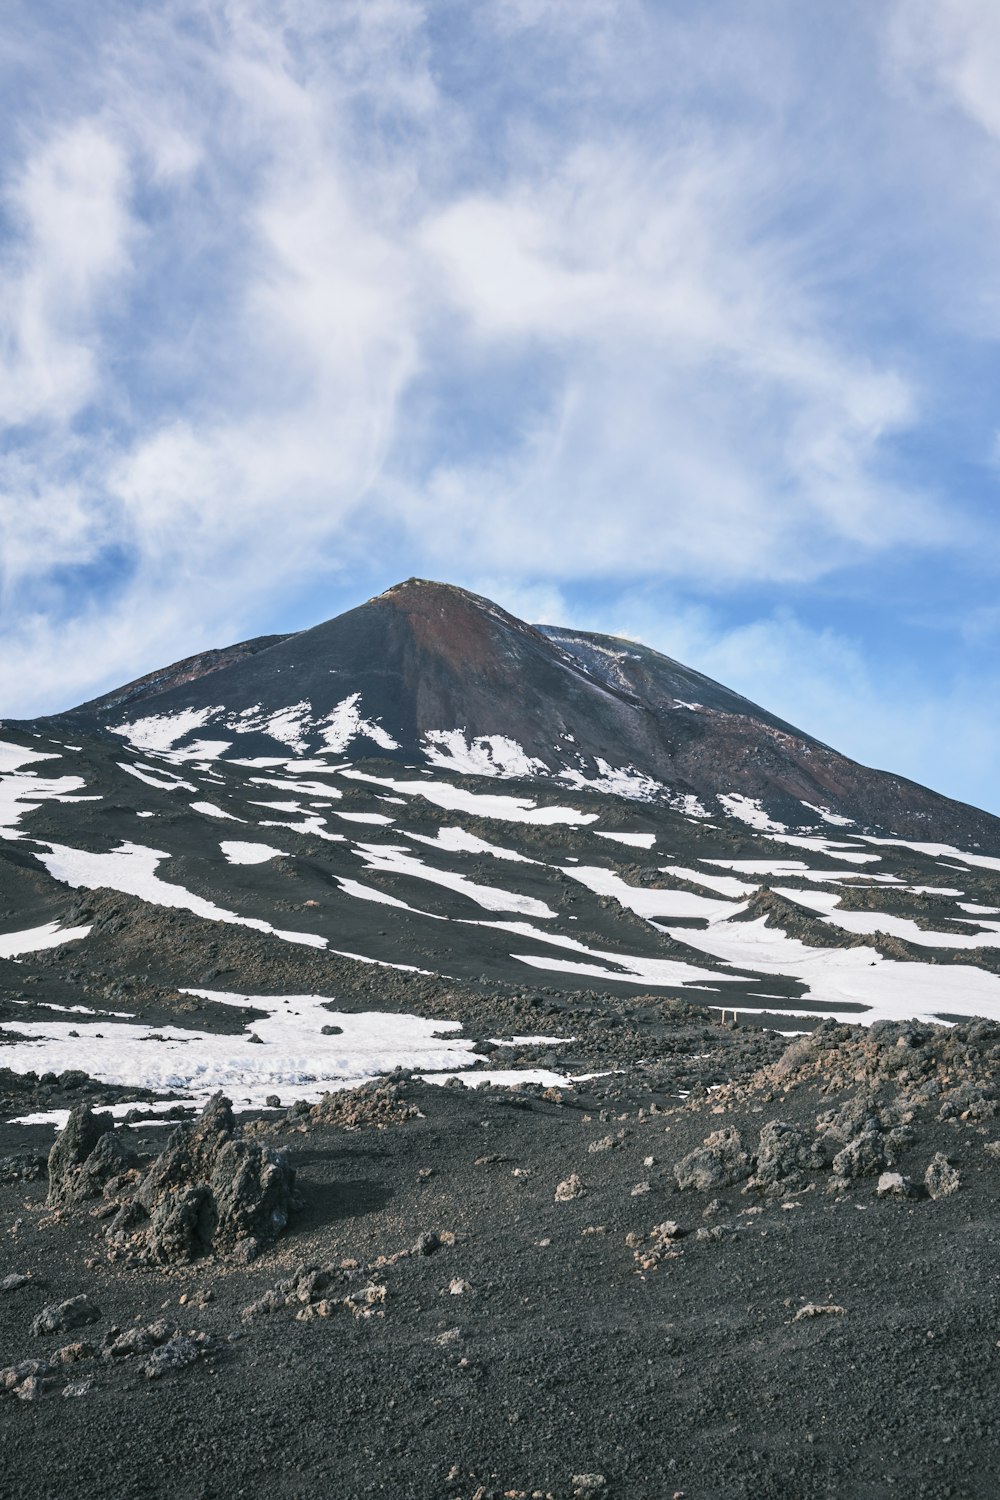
(45, 579), (1000, 853)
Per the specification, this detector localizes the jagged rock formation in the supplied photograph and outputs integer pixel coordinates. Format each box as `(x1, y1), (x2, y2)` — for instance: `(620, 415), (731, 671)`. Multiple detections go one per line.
(107, 1093), (296, 1263)
(47, 1105), (140, 1207)
(46, 1095), (296, 1264)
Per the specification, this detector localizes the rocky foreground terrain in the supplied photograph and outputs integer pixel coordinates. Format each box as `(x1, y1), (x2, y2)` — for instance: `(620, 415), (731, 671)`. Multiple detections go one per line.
(3, 1007), (1000, 1500)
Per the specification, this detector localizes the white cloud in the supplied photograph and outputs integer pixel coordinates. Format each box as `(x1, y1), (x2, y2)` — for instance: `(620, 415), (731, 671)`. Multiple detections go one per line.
(0, 120), (132, 428)
(0, 0), (993, 839)
(889, 1), (1000, 140)
(408, 132), (936, 582)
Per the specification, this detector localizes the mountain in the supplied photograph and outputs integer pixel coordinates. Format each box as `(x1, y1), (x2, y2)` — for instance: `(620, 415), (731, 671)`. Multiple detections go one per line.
(0, 572), (997, 1086)
(54, 577), (1000, 853)
(6, 578), (1000, 1495)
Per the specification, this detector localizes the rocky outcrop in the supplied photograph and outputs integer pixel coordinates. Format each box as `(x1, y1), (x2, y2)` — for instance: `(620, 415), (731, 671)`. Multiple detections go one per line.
(47, 1105), (141, 1207)
(45, 1093), (296, 1265)
(107, 1093), (295, 1264)
(31, 1295), (102, 1337)
(924, 1152), (960, 1199)
(747, 1119), (834, 1193)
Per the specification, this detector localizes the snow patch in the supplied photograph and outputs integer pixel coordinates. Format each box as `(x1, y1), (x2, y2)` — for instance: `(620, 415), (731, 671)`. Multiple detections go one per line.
(671, 793), (711, 818)
(354, 842), (557, 919)
(562, 865), (742, 922)
(190, 801), (244, 821)
(559, 759), (664, 800)
(773, 886), (1000, 951)
(250, 775), (343, 799)
(258, 815), (346, 843)
(228, 701), (313, 752)
(340, 770), (598, 826)
(465, 919), (737, 989)
(860, 837), (1000, 875)
(717, 793), (788, 833)
(220, 841), (287, 865)
(117, 763), (197, 793)
(320, 694), (400, 753)
(766, 834), (880, 864)
(662, 913), (1000, 1026)
(0, 739), (60, 772)
(801, 801), (855, 827)
(405, 827), (534, 863)
(112, 708), (217, 753)
(423, 730), (547, 779)
(34, 840), (326, 949)
(0, 921), (92, 959)
(335, 877), (443, 919)
(420, 1068), (570, 1089)
(594, 831), (656, 848)
(0, 772), (94, 837)
(329, 809), (396, 826)
(0, 990), (480, 1111)
(661, 864), (758, 899)
(488, 1035), (576, 1046)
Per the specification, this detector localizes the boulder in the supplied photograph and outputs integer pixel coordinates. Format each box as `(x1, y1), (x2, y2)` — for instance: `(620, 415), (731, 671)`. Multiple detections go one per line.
(30, 1295), (101, 1337)
(876, 1172), (917, 1199)
(47, 1105), (112, 1206)
(832, 1128), (887, 1179)
(924, 1152), (960, 1199)
(555, 1173), (585, 1202)
(674, 1127), (750, 1191)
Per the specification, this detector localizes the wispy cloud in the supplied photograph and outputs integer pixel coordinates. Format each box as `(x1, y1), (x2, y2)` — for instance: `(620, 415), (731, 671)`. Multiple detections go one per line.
(0, 1), (997, 811)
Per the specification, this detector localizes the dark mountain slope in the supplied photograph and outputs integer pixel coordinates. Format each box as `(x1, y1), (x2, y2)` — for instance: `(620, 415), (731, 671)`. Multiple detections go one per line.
(46, 577), (1000, 853)
(538, 624), (816, 742)
(75, 633), (294, 715)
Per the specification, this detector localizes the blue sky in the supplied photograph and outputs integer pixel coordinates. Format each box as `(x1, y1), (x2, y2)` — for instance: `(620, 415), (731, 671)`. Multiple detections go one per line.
(2, 1), (1000, 813)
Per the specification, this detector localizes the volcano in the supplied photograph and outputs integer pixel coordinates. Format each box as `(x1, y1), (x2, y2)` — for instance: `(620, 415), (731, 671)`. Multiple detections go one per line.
(56, 578), (1000, 854)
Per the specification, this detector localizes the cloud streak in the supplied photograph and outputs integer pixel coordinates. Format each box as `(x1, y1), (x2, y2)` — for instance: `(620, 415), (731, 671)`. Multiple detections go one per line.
(0, 1), (998, 811)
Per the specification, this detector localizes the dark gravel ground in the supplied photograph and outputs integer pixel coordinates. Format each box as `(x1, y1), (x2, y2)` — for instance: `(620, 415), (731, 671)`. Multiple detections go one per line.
(3, 1020), (1000, 1500)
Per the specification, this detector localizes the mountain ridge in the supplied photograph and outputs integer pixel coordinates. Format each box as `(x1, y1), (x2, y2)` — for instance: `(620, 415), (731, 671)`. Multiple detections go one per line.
(38, 576), (1000, 855)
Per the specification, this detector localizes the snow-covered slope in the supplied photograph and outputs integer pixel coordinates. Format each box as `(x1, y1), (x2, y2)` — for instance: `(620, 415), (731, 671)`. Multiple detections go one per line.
(1, 579), (998, 1118)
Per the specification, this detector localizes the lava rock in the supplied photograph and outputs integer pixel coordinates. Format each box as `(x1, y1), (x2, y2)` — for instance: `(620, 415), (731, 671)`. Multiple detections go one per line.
(46, 1104), (142, 1208)
(674, 1126), (750, 1191)
(555, 1173), (585, 1201)
(876, 1172), (917, 1199)
(46, 1104), (113, 1206)
(832, 1129), (888, 1180)
(61, 1378), (93, 1398)
(141, 1334), (207, 1379)
(924, 1152), (960, 1199)
(107, 1093), (295, 1264)
(0, 1154), (46, 1183)
(572, 1476), (607, 1499)
(31, 1295), (102, 1337)
(1, 1359), (52, 1394)
(750, 1120), (811, 1190)
(103, 1320), (175, 1359)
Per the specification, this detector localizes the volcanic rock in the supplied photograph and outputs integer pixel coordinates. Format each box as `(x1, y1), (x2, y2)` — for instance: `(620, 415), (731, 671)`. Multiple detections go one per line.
(47, 1104), (123, 1207)
(924, 1153), (960, 1199)
(106, 1093), (295, 1264)
(674, 1126), (750, 1190)
(31, 1296), (102, 1337)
